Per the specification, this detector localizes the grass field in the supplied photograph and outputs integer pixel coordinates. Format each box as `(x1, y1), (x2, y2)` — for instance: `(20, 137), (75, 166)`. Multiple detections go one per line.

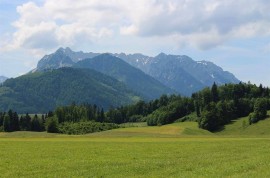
(1, 115), (270, 177)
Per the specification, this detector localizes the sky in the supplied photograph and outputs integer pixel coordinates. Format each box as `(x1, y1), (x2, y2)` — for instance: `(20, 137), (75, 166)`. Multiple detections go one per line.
(0, 0), (270, 86)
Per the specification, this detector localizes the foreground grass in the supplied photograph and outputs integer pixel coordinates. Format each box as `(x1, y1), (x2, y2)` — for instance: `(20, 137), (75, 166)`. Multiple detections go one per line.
(1, 137), (270, 177)
(1, 116), (270, 177)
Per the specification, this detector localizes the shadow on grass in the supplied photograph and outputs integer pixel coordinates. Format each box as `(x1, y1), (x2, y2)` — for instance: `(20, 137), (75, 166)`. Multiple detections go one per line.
(212, 120), (237, 133)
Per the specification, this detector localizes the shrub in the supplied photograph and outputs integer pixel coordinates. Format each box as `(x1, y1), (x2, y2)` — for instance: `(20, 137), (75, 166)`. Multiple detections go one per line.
(58, 121), (119, 135)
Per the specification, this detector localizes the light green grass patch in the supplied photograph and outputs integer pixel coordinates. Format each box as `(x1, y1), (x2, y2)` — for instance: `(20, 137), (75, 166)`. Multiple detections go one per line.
(1, 137), (270, 177)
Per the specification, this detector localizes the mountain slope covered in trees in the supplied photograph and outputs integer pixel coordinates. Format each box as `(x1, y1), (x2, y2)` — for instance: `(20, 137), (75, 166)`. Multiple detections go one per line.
(74, 54), (176, 99)
(0, 68), (141, 113)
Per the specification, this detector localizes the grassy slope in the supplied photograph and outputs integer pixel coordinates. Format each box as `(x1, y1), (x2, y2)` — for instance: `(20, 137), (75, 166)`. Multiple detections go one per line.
(217, 111), (270, 136)
(91, 122), (213, 137)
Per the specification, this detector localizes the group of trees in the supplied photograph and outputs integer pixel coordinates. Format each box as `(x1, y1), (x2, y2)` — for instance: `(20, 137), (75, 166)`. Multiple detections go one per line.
(1, 82), (269, 134)
(146, 97), (194, 126)
(249, 98), (268, 124)
(0, 107), (118, 135)
(0, 110), (52, 132)
(105, 94), (194, 125)
(195, 82), (269, 131)
(46, 104), (118, 134)
(55, 103), (105, 123)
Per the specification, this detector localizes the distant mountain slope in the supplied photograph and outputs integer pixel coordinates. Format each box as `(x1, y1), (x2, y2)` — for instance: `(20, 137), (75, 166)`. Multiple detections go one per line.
(113, 53), (153, 72)
(0, 76), (8, 84)
(121, 53), (240, 95)
(0, 68), (140, 113)
(74, 54), (176, 99)
(34, 47), (240, 96)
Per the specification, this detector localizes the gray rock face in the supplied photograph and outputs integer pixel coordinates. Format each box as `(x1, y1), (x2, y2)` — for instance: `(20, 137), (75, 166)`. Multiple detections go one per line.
(35, 47), (100, 71)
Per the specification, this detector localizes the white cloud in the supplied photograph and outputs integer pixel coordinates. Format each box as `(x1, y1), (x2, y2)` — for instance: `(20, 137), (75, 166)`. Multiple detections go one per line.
(3, 0), (270, 52)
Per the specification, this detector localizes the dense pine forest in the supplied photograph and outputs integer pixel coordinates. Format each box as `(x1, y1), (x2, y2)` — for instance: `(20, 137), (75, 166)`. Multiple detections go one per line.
(0, 82), (269, 134)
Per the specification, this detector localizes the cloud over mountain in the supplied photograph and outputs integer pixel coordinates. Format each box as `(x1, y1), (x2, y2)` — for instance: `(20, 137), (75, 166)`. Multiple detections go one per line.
(4, 0), (270, 52)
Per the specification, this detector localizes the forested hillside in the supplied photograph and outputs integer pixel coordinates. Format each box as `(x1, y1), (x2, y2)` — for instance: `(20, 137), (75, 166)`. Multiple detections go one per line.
(74, 54), (175, 99)
(0, 68), (140, 113)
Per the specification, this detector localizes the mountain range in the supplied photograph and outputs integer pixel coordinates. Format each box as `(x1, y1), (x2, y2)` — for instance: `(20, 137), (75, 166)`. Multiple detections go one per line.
(0, 47), (240, 113)
(35, 47), (240, 95)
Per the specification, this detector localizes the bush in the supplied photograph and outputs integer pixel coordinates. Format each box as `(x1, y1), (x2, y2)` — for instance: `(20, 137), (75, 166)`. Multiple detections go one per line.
(58, 121), (119, 135)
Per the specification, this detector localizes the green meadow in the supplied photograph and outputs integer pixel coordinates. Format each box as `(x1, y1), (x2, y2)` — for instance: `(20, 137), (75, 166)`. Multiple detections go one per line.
(1, 115), (270, 177)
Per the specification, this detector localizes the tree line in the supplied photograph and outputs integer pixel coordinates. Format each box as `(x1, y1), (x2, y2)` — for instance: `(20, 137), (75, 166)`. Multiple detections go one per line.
(1, 82), (269, 133)
(0, 111), (52, 132)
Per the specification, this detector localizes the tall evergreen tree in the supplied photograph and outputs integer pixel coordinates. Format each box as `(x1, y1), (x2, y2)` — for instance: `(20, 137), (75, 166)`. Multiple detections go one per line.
(31, 114), (43, 131)
(12, 112), (20, 131)
(3, 115), (11, 132)
(211, 82), (219, 102)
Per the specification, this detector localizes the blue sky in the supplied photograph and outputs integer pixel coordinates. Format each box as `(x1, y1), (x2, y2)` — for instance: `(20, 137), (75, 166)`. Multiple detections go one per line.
(1, 0), (270, 86)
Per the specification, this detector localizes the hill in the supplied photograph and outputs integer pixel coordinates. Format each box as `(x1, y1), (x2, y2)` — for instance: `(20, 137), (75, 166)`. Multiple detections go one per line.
(74, 54), (176, 99)
(0, 68), (140, 113)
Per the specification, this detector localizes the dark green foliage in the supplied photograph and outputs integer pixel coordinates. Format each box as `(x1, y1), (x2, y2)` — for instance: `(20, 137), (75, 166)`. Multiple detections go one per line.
(11, 112), (20, 131)
(254, 98), (268, 119)
(5, 110), (20, 131)
(0, 112), (4, 127)
(55, 104), (105, 123)
(31, 114), (43, 132)
(3, 115), (11, 132)
(58, 121), (119, 135)
(198, 102), (219, 131)
(0, 67), (140, 113)
(20, 113), (32, 131)
(249, 98), (268, 124)
(195, 82), (270, 131)
(46, 117), (59, 133)
(146, 97), (194, 126)
(106, 95), (180, 124)
(211, 82), (219, 102)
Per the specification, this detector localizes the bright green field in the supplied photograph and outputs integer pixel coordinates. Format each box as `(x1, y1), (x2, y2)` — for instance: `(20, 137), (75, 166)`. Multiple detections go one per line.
(1, 115), (270, 177)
